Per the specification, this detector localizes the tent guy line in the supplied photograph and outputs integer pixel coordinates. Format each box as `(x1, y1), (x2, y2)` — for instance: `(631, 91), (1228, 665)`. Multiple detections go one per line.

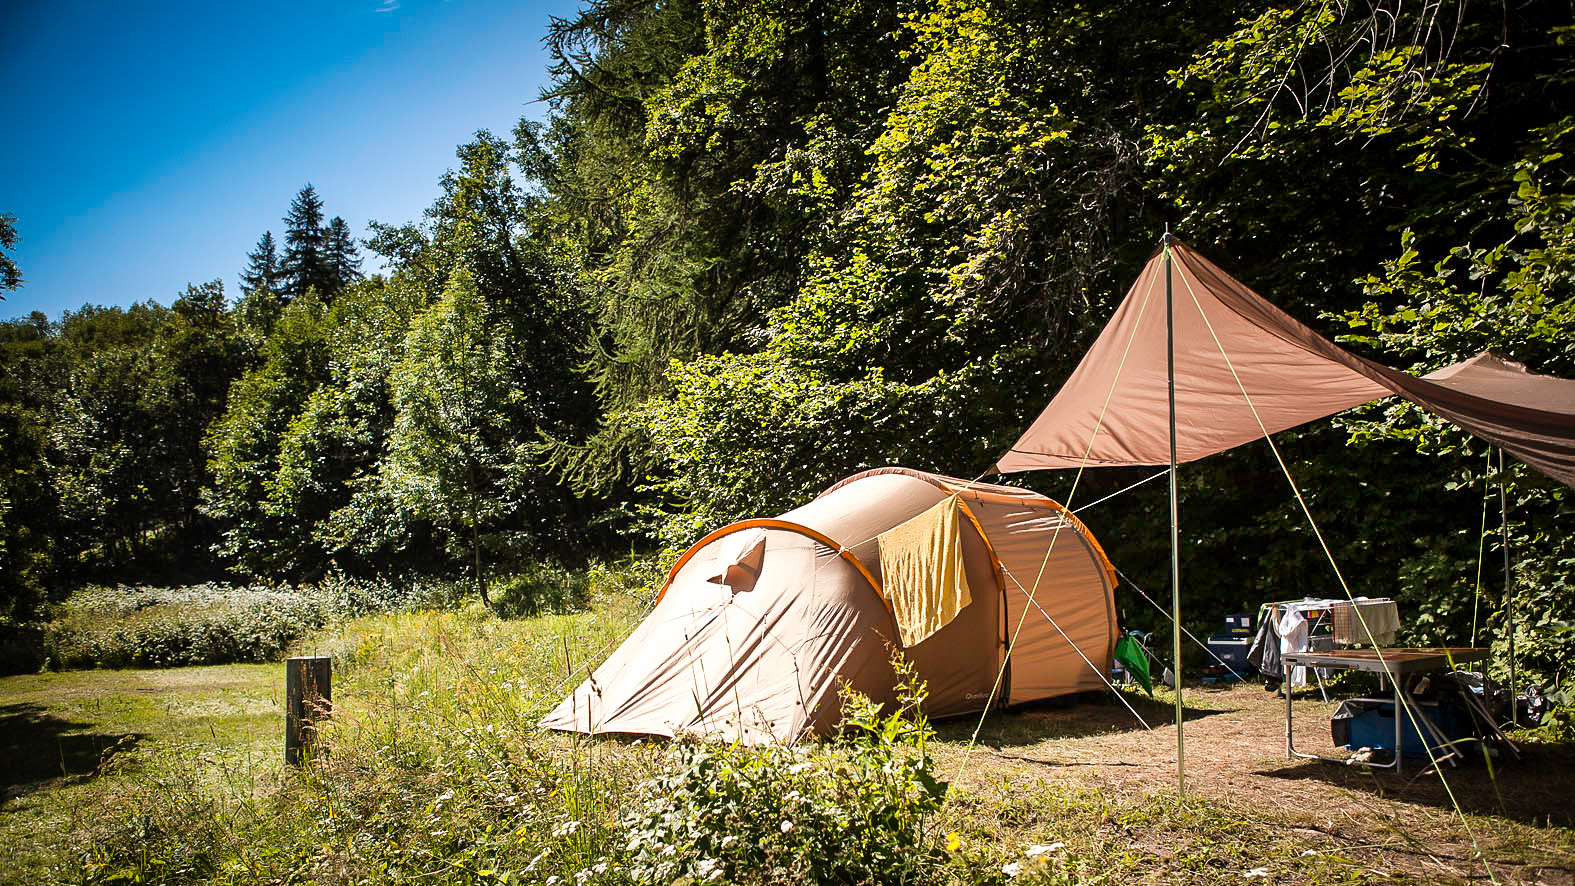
(987, 236), (1562, 878)
(997, 559), (1153, 731)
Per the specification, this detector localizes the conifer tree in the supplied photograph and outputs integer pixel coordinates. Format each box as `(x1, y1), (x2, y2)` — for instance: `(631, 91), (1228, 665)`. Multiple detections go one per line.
(281, 185), (332, 299)
(325, 216), (362, 291)
(240, 231), (281, 293)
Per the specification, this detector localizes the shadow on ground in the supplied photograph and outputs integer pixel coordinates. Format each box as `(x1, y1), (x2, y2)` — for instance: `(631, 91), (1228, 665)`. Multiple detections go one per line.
(0, 703), (145, 806)
(1255, 738), (1575, 826)
(935, 690), (1229, 748)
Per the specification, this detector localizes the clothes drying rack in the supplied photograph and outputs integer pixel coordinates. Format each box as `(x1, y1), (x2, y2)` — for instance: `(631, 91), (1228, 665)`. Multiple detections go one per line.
(1252, 597), (1400, 701)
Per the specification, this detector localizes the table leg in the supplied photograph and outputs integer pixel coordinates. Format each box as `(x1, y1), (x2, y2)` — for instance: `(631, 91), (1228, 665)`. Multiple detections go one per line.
(1394, 676), (1404, 777)
(1285, 677), (1294, 759)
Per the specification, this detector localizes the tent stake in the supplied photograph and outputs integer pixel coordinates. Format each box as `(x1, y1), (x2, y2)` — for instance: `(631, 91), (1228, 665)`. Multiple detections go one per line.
(1500, 447), (1516, 724)
(1163, 231), (1184, 797)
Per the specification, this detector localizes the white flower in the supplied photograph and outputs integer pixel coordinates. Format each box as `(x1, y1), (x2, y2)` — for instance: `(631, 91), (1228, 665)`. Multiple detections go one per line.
(1301, 849), (1319, 857)
(525, 850), (549, 872)
(780, 820), (794, 833)
(1243, 868), (1271, 879)
(545, 878), (560, 886)
(1025, 842), (1063, 858)
(552, 819), (580, 838)
(719, 835), (737, 849)
(1002, 861), (1024, 878)
(696, 859), (719, 879)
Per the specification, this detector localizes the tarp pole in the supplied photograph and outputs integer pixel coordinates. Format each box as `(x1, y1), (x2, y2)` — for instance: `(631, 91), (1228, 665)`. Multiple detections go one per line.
(1500, 447), (1517, 725)
(1164, 231), (1185, 796)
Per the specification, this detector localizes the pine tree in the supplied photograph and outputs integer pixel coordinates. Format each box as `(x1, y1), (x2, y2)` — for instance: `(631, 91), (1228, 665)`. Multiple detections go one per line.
(325, 217), (362, 291)
(240, 231), (281, 293)
(281, 185), (332, 299)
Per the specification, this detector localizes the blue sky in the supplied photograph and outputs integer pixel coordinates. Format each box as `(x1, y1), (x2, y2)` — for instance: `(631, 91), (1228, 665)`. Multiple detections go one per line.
(2, 0), (581, 321)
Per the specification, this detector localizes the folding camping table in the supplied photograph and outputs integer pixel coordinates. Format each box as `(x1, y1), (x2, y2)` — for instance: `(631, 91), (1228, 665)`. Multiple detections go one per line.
(1282, 647), (1488, 775)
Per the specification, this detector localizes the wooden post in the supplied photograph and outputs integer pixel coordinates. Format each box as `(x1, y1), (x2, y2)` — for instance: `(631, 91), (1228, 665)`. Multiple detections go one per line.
(286, 655), (332, 765)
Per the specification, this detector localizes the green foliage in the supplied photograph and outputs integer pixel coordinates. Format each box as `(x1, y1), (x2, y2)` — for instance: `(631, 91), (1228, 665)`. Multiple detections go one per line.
(490, 562), (591, 618)
(631, 0), (1225, 542)
(203, 291), (333, 577)
(1330, 135), (1575, 690)
(531, 0), (910, 494)
(0, 312), (63, 618)
(36, 577), (451, 671)
(204, 134), (603, 590)
(43, 584), (335, 669)
(620, 659), (947, 886)
(0, 212), (21, 295)
(385, 269), (531, 605)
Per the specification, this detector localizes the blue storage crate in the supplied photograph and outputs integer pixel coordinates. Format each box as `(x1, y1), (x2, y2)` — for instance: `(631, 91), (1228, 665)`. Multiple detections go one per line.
(1335, 697), (1473, 758)
(1205, 635), (1252, 670)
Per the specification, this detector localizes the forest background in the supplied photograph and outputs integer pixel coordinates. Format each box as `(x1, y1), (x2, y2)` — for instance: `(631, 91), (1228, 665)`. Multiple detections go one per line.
(1, 0), (1571, 689)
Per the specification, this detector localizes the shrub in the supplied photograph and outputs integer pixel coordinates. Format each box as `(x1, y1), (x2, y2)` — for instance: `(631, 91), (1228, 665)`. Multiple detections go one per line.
(490, 563), (591, 618)
(617, 659), (948, 885)
(37, 577), (460, 670)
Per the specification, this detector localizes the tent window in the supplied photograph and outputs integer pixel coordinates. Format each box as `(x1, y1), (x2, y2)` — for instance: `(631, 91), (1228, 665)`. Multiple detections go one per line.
(707, 529), (767, 593)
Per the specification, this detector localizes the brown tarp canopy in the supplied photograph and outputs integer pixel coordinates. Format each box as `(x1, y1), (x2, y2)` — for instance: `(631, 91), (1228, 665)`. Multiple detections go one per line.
(995, 240), (1575, 487)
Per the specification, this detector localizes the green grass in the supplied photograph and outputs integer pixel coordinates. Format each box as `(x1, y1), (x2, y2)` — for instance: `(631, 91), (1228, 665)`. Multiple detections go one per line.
(2, 591), (1571, 885)
(0, 663), (280, 880)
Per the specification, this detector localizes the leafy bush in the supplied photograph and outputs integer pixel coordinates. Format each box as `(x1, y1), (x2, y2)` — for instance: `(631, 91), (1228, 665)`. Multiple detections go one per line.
(617, 660), (948, 885)
(38, 577), (458, 670)
(490, 562), (591, 618)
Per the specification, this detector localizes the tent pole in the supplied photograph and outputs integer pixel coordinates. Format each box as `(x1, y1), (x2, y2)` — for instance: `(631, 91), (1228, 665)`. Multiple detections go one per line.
(1500, 447), (1516, 725)
(1163, 231), (1184, 797)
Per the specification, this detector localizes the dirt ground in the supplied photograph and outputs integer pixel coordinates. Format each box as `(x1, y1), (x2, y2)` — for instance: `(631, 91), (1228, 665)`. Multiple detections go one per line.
(931, 680), (1575, 884)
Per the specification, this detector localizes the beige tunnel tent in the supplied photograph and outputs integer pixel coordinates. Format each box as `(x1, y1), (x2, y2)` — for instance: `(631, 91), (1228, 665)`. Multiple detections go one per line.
(542, 467), (1119, 744)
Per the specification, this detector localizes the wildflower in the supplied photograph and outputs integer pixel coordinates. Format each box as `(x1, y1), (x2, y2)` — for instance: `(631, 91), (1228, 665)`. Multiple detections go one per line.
(1002, 861), (1023, 878)
(546, 878), (560, 886)
(696, 859), (720, 881)
(719, 835), (737, 849)
(780, 820), (794, 833)
(945, 832), (963, 853)
(1242, 868), (1271, 879)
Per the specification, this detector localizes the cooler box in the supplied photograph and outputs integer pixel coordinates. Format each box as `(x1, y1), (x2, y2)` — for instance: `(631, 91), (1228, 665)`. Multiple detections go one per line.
(1206, 635), (1253, 670)
(1331, 697), (1473, 758)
